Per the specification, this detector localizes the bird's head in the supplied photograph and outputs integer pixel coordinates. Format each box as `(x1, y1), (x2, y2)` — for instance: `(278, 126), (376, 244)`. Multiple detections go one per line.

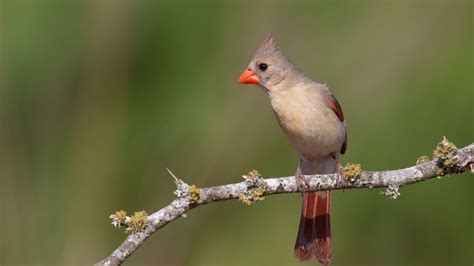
(238, 35), (295, 91)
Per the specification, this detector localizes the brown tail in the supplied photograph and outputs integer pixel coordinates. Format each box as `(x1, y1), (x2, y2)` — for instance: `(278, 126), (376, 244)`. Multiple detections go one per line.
(294, 191), (331, 265)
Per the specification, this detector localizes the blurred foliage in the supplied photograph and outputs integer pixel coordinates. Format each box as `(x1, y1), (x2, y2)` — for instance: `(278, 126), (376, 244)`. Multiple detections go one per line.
(0, 1), (472, 265)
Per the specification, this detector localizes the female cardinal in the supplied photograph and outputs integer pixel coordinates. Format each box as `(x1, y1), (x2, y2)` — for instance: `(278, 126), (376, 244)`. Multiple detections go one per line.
(238, 36), (347, 265)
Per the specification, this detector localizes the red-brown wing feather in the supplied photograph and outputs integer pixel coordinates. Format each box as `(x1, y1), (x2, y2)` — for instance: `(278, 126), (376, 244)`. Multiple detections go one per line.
(324, 92), (347, 154)
(327, 94), (344, 122)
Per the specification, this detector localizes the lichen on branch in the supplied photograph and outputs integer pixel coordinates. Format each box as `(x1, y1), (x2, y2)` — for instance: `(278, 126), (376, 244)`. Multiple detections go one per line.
(433, 136), (463, 174)
(342, 163), (362, 182)
(239, 170), (266, 205)
(97, 138), (473, 266)
(109, 210), (149, 234)
(188, 185), (201, 203)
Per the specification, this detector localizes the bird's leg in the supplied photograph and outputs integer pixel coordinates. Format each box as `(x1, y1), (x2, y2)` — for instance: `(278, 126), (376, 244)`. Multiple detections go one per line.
(329, 152), (342, 177)
(296, 157), (310, 192)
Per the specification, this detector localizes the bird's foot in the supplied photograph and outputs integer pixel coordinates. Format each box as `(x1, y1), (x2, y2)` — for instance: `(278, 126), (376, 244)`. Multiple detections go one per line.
(336, 165), (344, 179)
(295, 167), (310, 192)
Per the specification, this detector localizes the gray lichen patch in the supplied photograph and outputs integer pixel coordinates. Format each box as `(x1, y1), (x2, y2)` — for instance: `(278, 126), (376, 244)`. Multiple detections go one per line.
(167, 168), (191, 199)
(167, 168), (201, 204)
(173, 179), (187, 197)
(382, 185), (400, 199)
(239, 170), (266, 205)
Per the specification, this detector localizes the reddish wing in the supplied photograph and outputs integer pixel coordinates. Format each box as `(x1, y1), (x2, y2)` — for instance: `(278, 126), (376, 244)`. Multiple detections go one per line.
(328, 94), (344, 122)
(324, 92), (347, 154)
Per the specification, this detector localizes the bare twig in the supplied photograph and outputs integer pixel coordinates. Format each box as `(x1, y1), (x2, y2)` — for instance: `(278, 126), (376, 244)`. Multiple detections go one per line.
(96, 141), (473, 266)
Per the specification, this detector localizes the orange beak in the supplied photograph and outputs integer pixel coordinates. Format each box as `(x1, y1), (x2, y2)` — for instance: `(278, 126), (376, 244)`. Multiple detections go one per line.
(238, 69), (260, 84)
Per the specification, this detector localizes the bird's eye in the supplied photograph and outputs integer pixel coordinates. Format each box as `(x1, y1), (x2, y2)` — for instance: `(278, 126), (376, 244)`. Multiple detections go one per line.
(258, 63), (268, 71)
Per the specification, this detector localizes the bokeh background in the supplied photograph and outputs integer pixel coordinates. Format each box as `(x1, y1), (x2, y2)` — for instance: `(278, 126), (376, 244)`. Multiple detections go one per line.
(0, 1), (472, 265)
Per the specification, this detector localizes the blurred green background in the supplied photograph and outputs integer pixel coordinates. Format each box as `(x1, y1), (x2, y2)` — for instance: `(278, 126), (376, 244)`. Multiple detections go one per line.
(0, 0), (472, 265)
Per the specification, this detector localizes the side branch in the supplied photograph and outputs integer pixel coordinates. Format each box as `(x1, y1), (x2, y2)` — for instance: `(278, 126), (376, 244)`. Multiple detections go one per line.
(96, 142), (473, 266)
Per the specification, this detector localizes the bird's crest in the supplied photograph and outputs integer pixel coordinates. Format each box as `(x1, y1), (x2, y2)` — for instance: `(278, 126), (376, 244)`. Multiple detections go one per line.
(254, 35), (282, 59)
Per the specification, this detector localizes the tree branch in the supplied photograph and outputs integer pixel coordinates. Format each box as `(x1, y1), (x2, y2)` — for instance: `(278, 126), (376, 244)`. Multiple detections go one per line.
(96, 140), (473, 266)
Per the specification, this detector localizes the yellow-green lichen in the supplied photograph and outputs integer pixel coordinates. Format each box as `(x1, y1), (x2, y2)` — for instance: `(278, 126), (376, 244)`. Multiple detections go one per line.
(110, 209), (129, 228)
(126, 211), (148, 234)
(239, 186), (265, 205)
(115, 210), (127, 222)
(239, 170), (266, 205)
(436, 168), (446, 177)
(416, 155), (431, 165)
(238, 194), (253, 205)
(243, 170), (261, 183)
(342, 163), (362, 182)
(188, 185), (201, 203)
(443, 157), (457, 168)
(433, 138), (457, 160)
(433, 137), (460, 171)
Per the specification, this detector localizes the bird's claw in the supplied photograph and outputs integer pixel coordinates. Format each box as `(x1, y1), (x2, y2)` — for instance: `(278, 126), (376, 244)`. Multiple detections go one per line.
(296, 171), (310, 192)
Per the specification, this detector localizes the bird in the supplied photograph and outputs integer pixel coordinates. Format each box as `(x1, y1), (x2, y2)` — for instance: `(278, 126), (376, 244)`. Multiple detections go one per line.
(237, 35), (347, 265)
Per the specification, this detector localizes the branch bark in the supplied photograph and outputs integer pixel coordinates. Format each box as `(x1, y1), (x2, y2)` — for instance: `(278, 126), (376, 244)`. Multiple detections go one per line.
(96, 142), (473, 266)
